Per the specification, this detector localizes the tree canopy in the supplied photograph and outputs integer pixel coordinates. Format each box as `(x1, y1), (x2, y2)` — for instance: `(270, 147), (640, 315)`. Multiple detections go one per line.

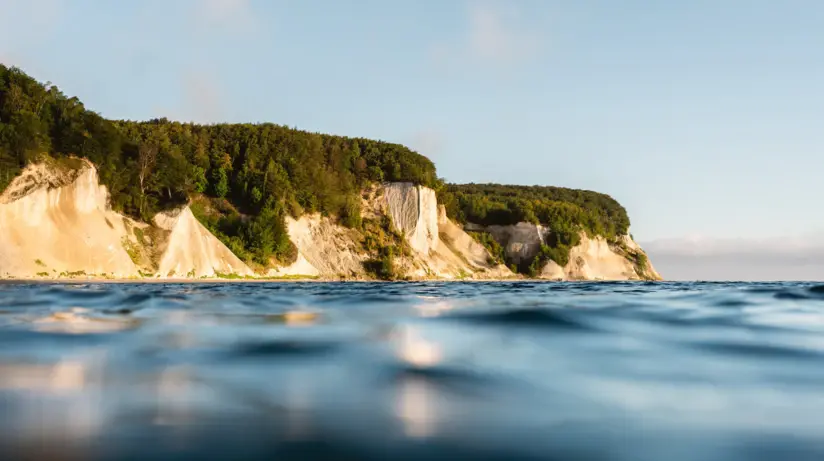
(0, 63), (633, 273)
(442, 183), (630, 238)
(0, 64), (437, 266)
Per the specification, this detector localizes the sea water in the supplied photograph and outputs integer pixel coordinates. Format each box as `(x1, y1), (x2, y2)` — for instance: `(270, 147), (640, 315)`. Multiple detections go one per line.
(0, 281), (823, 460)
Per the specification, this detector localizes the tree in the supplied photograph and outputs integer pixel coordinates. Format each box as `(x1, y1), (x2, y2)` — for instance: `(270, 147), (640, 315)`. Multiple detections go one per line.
(212, 167), (229, 198)
(137, 143), (158, 214)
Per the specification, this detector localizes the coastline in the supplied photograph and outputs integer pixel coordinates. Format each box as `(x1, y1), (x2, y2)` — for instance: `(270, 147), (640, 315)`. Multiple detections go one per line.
(0, 275), (659, 284)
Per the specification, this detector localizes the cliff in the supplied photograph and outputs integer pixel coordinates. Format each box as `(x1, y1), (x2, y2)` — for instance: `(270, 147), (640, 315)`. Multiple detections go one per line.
(0, 160), (659, 281)
(468, 221), (661, 281)
(266, 183), (512, 280)
(540, 235), (661, 281)
(0, 160), (254, 279)
(0, 160), (141, 278)
(153, 207), (254, 278)
(377, 183), (512, 279)
(0, 65), (661, 281)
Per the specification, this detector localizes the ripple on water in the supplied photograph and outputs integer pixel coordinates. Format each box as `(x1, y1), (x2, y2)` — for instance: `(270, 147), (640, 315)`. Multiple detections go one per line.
(0, 281), (822, 461)
(443, 307), (596, 331)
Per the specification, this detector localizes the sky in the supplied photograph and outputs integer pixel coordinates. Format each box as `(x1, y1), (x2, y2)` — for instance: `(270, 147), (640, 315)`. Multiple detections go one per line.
(2, 0), (824, 279)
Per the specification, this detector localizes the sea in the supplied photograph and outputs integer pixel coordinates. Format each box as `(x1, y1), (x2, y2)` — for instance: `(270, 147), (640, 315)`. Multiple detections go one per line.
(1, 281), (823, 461)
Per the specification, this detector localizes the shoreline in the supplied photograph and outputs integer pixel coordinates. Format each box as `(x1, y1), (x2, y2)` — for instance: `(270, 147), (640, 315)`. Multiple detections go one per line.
(0, 276), (658, 284)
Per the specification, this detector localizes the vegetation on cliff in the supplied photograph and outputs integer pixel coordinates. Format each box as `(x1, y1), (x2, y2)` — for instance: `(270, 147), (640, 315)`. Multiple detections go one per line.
(0, 64), (641, 276)
(442, 183), (630, 269)
(0, 64), (435, 267)
(443, 184), (630, 237)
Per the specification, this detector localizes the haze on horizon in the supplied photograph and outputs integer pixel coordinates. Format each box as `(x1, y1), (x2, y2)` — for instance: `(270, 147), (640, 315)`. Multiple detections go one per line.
(2, 0), (823, 280)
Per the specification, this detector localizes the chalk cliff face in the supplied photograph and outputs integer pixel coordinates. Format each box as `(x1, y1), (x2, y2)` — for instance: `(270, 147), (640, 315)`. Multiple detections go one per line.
(470, 221), (661, 281)
(380, 183), (511, 279)
(0, 161), (140, 278)
(273, 183), (512, 279)
(467, 222), (548, 265)
(0, 161), (254, 279)
(153, 207), (254, 278)
(540, 234), (661, 281)
(382, 183), (440, 255)
(274, 214), (366, 278)
(1, 161), (658, 281)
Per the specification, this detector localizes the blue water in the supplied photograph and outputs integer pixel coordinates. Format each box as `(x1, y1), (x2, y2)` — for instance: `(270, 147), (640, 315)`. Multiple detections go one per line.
(1, 281), (824, 460)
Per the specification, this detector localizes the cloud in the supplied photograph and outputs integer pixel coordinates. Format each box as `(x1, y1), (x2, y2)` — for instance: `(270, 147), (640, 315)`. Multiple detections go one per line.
(197, 0), (257, 31)
(410, 130), (445, 157)
(642, 232), (824, 281)
(179, 72), (225, 124)
(432, 1), (543, 70)
(467, 3), (539, 63)
(0, 0), (63, 31)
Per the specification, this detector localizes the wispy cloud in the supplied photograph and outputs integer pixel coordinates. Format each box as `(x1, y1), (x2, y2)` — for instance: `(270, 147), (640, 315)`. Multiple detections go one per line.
(197, 0), (258, 31)
(467, 2), (540, 63)
(0, 0), (63, 31)
(643, 232), (824, 281)
(432, 1), (544, 70)
(410, 130), (446, 157)
(180, 72), (225, 124)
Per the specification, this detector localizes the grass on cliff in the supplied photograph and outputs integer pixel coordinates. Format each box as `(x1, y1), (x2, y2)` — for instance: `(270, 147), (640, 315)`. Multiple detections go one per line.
(360, 214), (410, 280)
(467, 231), (505, 265)
(190, 196), (297, 271)
(630, 250), (650, 279)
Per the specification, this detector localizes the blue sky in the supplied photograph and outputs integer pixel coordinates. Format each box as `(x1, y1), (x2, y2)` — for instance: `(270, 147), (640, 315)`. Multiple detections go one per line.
(2, 0), (824, 244)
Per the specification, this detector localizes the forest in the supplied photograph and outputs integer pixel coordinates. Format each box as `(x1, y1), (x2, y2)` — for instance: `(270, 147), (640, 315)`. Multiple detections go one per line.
(441, 184), (632, 273)
(442, 183), (630, 237)
(0, 64), (631, 272)
(0, 64), (437, 266)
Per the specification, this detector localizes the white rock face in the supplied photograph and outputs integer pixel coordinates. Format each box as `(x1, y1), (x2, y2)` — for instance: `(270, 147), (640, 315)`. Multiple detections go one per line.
(281, 214), (366, 277)
(0, 161), (255, 279)
(479, 222), (548, 265)
(1, 160), (654, 281)
(382, 183), (440, 255)
(540, 235), (652, 281)
(381, 184), (512, 279)
(0, 161), (140, 278)
(266, 253), (321, 278)
(471, 221), (661, 281)
(270, 184), (513, 280)
(153, 207), (253, 278)
(434, 206), (512, 279)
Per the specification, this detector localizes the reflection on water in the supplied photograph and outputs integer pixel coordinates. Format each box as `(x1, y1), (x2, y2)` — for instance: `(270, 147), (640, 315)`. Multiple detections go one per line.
(394, 325), (442, 368)
(1, 281), (824, 460)
(392, 325), (442, 439)
(395, 376), (438, 439)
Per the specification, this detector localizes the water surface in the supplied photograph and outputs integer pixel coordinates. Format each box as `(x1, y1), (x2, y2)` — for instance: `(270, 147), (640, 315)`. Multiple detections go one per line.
(1, 281), (824, 460)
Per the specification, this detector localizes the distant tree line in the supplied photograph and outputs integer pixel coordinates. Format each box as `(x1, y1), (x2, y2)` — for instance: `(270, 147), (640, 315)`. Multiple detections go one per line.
(442, 183), (630, 238)
(0, 64), (632, 272)
(441, 184), (631, 271)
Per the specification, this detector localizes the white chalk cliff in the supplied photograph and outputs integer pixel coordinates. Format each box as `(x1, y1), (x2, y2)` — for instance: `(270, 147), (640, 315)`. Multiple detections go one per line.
(153, 207), (253, 278)
(540, 235), (661, 281)
(379, 183), (512, 279)
(0, 160), (254, 279)
(0, 160), (140, 278)
(272, 214), (366, 278)
(470, 221), (660, 281)
(1, 160), (658, 281)
(272, 183), (512, 279)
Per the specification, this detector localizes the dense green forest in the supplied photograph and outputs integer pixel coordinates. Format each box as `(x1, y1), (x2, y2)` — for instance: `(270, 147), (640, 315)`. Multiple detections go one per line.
(0, 64), (437, 266)
(443, 183), (630, 237)
(441, 184), (631, 272)
(0, 64), (634, 274)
